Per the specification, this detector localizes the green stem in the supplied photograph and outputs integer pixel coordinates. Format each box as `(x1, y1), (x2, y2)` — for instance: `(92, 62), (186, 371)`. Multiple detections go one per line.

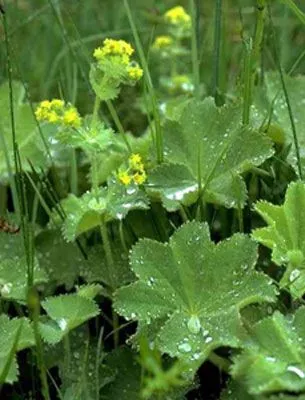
(28, 287), (50, 400)
(90, 152), (100, 196)
(268, 4), (303, 179)
(99, 222), (119, 347)
(123, 0), (163, 163)
(243, 0), (266, 125)
(106, 100), (131, 151)
(70, 149), (78, 195)
(190, 0), (200, 99)
(213, 0), (223, 105)
(242, 38), (253, 125)
(208, 351), (231, 373)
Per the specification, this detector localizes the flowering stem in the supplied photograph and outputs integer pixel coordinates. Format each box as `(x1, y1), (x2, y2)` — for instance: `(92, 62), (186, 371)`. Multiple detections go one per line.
(106, 100), (131, 152)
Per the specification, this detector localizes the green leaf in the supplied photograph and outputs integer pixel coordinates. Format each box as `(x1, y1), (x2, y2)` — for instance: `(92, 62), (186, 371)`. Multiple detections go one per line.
(89, 65), (121, 101)
(57, 180), (149, 241)
(0, 81), (46, 181)
(149, 98), (273, 210)
(101, 347), (142, 400)
(114, 222), (276, 367)
(36, 229), (85, 290)
(0, 316), (35, 384)
(220, 380), (255, 400)
(252, 181), (305, 298)
(0, 231), (48, 303)
(39, 294), (100, 344)
(0, 315), (35, 354)
(231, 308), (305, 396)
(58, 328), (114, 400)
(263, 72), (305, 175)
(80, 243), (134, 292)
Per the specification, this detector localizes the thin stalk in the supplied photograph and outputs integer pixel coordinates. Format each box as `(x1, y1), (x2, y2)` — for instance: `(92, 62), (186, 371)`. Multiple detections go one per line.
(106, 100), (131, 151)
(268, 4), (303, 179)
(119, 220), (128, 253)
(208, 351), (230, 373)
(123, 0), (163, 163)
(99, 222), (119, 348)
(282, 0), (305, 26)
(190, 0), (200, 99)
(28, 287), (50, 400)
(213, 0), (223, 105)
(70, 148), (78, 195)
(242, 38), (253, 125)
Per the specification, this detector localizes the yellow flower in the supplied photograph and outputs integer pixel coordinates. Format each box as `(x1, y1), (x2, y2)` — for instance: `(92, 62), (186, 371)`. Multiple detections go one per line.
(51, 99), (65, 109)
(48, 111), (60, 123)
(35, 99), (81, 128)
(127, 65), (143, 81)
(153, 35), (173, 49)
(40, 100), (52, 109)
(93, 38), (134, 61)
(129, 153), (142, 165)
(118, 171), (132, 185)
(164, 6), (191, 25)
(63, 107), (82, 128)
(133, 171), (147, 185)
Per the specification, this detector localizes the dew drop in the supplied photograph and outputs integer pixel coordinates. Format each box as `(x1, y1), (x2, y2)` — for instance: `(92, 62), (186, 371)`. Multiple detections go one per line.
(187, 315), (201, 334)
(178, 342), (192, 353)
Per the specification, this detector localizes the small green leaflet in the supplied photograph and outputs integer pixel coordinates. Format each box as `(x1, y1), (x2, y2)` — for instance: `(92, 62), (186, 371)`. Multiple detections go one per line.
(231, 308), (305, 396)
(54, 179), (149, 241)
(252, 181), (305, 298)
(114, 221), (277, 366)
(39, 293), (100, 344)
(147, 98), (273, 211)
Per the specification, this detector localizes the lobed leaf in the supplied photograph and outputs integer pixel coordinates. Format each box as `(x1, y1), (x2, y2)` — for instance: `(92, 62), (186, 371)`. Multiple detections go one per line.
(114, 221), (277, 367)
(253, 181), (305, 298)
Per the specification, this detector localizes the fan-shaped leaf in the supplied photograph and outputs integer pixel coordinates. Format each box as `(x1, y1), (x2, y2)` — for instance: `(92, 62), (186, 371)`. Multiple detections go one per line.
(114, 222), (277, 367)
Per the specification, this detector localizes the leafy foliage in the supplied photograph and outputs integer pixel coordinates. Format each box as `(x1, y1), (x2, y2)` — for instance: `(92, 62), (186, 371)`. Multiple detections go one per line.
(253, 181), (305, 298)
(54, 180), (149, 241)
(263, 72), (305, 175)
(0, 316), (35, 384)
(36, 229), (85, 290)
(39, 293), (100, 344)
(147, 98), (273, 211)
(0, 81), (46, 181)
(80, 242), (134, 294)
(115, 221), (277, 366)
(0, 231), (48, 302)
(231, 308), (305, 396)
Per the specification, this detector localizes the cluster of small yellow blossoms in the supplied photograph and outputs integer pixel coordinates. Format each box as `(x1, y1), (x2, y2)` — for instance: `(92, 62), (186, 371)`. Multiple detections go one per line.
(152, 35), (173, 50)
(94, 38), (133, 65)
(93, 38), (143, 81)
(35, 99), (81, 128)
(164, 6), (191, 26)
(118, 153), (147, 186)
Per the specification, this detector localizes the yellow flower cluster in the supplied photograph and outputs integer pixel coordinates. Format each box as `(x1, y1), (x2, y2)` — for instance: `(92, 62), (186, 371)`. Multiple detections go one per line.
(118, 153), (147, 186)
(126, 65), (144, 80)
(153, 35), (173, 49)
(93, 38), (144, 83)
(93, 38), (134, 65)
(35, 99), (81, 128)
(164, 6), (191, 25)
